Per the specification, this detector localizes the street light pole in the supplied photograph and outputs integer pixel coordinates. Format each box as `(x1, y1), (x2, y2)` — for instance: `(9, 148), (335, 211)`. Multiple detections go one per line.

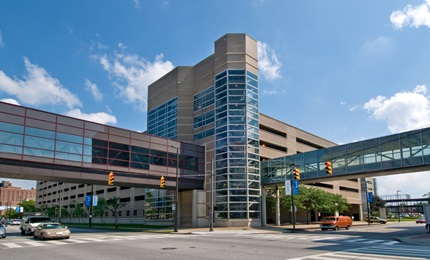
(397, 190), (401, 223)
(209, 158), (214, 232)
(173, 146), (179, 232)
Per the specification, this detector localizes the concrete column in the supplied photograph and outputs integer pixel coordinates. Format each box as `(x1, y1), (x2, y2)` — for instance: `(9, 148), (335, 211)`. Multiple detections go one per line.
(192, 190), (196, 227)
(261, 186), (267, 226)
(275, 187), (280, 226)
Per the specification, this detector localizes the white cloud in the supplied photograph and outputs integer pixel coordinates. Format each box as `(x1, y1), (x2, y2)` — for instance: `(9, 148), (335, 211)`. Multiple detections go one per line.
(133, 0), (141, 9)
(99, 46), (174, 111)
(376, 172), (430, 198)
(390, 0), (430, 29)
(0, 57), (82, 108)
(361, 36), (392, 54)
(0, 98), (20, 105)
(262, 89), (285, 95)
(85, 79), (103, 101)
(257, 41), (282, 81)
(364, 85), (430, 133)
(65, 109), (117, 125)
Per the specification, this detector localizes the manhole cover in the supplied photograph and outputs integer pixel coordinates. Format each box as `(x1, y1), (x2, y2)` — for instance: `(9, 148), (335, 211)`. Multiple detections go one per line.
(162, 247), (177, 250)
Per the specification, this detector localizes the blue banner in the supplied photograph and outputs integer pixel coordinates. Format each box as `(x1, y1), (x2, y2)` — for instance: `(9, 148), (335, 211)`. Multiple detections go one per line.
(368, 192), (374, 203)
(292, 180), (299, 195)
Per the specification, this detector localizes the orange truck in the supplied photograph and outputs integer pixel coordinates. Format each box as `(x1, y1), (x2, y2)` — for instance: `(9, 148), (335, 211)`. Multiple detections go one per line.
(320, 216), (352, 231)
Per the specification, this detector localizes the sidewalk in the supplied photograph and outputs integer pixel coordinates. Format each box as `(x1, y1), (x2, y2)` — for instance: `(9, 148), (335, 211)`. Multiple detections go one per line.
(168, 222), (430, 246)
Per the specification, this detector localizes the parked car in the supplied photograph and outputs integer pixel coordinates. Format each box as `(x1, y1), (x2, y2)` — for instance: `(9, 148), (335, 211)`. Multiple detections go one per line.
(416, 217), (426, 224)
(0, 223), (6, 238)
(320, 216), (353, 231)
(366, 216), (387, 224)
(11, 219), (21, 225)
(33, 223), (71, 240)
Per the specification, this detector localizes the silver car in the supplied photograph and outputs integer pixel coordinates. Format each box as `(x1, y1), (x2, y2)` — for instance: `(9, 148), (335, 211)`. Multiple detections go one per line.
(0, 224), (6, 238)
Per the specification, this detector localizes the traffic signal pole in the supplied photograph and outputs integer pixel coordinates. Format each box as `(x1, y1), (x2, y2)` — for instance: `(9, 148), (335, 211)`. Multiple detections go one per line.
(291, 178), (296, 232)
(290, 164), (297, 232)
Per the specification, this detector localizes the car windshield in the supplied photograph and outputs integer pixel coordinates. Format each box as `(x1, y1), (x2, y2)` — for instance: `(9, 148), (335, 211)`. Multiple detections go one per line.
(42, 224), (64, 229)
(29, 217), (51, 223)
(324, 217), (336, 221)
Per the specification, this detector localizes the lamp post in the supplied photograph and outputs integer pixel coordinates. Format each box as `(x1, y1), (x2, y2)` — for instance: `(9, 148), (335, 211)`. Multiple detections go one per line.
(172, 146), (179, 233)
(397, 190), (401, 223)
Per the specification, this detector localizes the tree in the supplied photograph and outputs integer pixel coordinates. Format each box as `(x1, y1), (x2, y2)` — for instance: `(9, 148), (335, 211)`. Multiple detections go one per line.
(46, 207), (56, 218)
(107, 196), (125, 228)
(73, 204), (86, 223)
(369, 195), (386, 215)
(19, 200), (36, 213)
(423, 192), (430, 198)
(2, 208), (19, 219)
(266, 185), (351, 224)
(295, 186), (330, 224)
(68, 200), (77, 222)
(93, 198), (108, 222)
(327, 194), (350, 215)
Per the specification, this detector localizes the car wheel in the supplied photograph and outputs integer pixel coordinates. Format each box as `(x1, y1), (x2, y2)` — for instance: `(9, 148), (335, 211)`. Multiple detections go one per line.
(346, 225), (350, 230)
(65, 236), (70, 239)
(21, 229), (25, 236)
(41, 234), (45, 240)
(334, 226), (339, 231)
(33, 234), (37, 239)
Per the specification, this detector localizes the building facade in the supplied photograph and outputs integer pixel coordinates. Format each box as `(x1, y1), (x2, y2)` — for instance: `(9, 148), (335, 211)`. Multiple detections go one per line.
(147, 33), (363, 227)
(2, 33), (366, 227)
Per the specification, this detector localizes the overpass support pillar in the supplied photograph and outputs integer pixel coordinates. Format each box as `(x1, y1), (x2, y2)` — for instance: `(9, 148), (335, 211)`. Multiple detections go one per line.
(275, 187), (280, 226)
(261, 186), (267, 226)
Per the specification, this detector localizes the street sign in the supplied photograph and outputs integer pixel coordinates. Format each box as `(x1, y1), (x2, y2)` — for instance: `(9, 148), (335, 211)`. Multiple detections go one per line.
(368, 192), (374, 203)
(292, 180), (299, 195)
(285, 180), (291, 194)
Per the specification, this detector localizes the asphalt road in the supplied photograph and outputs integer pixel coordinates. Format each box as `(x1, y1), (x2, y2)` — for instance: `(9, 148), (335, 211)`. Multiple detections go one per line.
(1, 222), (429, 260)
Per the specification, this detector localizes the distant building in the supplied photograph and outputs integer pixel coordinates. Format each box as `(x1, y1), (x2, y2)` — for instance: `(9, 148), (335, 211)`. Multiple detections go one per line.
(0, 181), (36, 216)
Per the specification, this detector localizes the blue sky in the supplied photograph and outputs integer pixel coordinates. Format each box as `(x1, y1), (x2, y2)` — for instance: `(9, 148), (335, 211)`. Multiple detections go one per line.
(1, 0), (430, 198)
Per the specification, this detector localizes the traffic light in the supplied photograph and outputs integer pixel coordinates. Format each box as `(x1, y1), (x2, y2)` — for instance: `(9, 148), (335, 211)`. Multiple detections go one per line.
(325, 160), (332, 175)
(160, 176), (165, 188)
(108, 171), (115, 185)
(293, 167), (300, 180)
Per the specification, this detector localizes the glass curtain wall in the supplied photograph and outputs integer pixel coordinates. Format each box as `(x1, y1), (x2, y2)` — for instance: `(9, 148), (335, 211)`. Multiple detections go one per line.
(214, 70), (260, 220)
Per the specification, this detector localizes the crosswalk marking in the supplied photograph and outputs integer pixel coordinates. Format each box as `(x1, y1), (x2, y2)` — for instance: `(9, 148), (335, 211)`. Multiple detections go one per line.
(230, 233), (400, 245)
(288, 245), (430, 260)
(3, 243), (22, 248)
(46, 240), (69, 245)
(24, 241), (46, 247)
(0, 234), (172, 250)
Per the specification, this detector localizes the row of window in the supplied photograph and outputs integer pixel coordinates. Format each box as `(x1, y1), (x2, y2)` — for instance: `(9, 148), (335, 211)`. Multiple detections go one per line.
(262, 129), (430, 183)
(0, 121), (202, 172)
(194, 86), (215, 112)
(147, 97), (178, 139)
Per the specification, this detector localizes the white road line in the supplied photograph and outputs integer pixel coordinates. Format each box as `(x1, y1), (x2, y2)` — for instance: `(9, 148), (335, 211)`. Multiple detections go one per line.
(2, 243), (22, 248)
(363, 239), (385, 244)
(382, 240), (400, 245)
(24, 241), (46, 247)
(77, 237), (106, 242)
(46, 240), (69, 245)
(347, 238), (367, 242)
(66, 239), (89, 244)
